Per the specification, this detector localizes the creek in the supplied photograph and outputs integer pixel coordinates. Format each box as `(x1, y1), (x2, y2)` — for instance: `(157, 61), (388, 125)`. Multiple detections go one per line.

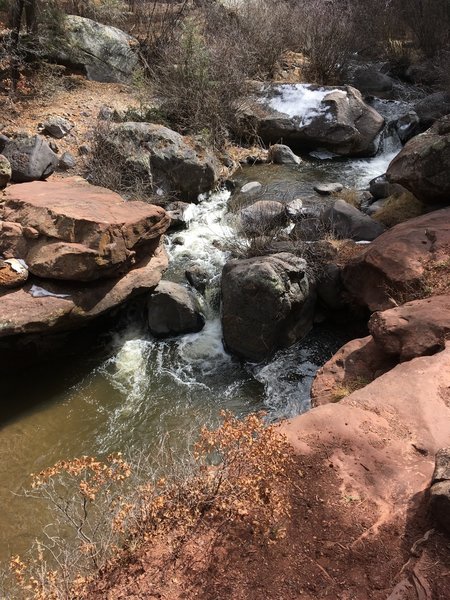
(0, 99), (407, 563)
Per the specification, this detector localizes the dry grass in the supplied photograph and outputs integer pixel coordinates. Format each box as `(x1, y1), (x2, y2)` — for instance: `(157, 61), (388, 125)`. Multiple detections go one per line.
(332, 188), (362, 209)
(331, 376), (371, 403)
(373, 192), (424, 227)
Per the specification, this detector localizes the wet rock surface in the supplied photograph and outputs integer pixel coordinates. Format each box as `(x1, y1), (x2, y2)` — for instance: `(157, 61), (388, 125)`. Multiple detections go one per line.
(147, 281), (205, 337)
(244, 84), (384, 157)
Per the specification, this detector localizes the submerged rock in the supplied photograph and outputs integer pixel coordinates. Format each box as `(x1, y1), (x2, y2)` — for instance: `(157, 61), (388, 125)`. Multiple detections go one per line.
(147, 281), (205, 337)
(243, 84), (384, 157)
(221, 252), (316, 362)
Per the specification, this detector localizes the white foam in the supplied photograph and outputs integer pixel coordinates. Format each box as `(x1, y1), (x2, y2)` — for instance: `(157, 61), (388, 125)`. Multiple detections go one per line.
(267, 84), (342, 125)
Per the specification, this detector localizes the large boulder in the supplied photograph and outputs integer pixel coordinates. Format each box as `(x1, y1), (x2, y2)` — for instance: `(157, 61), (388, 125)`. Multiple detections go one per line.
(2, 134), (58, 182)
(0, 178), (170, 281)
(51, 15), (139, 83)
(351, 67), (394, 99)
(386, 115), (450, 205)
(342, 208), (450, 311)
(147, 281), (205, 337)
(221, 253), (316, 361)
(323, 199), (385, 241)
(243, 84), (384, 157)
(268, 144), (301, 165)
(101, 123), (220, 201)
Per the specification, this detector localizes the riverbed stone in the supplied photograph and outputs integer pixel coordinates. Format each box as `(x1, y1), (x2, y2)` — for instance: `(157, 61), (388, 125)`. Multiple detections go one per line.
(221, 252), (316, 361)
(268, 144), (301, 165)
(147, 281), (205, 337)
(323, 199), (385, 241)
(342, 208), (450, 311)
(314, 182), (343, 195)
(239, 200), (287, 235)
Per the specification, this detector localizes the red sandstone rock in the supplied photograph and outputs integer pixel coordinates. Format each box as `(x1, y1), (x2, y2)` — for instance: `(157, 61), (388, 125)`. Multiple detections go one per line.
(342, 208), (450, 311)
(0, 177), (170, 281)
(369, 295), (450, 362)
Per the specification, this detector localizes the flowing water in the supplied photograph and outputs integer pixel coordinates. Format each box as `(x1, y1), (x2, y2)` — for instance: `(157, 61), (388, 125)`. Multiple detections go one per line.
(0, 105), (406, 563)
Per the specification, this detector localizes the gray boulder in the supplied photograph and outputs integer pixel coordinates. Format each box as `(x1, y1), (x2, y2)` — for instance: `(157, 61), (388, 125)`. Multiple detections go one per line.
(324, 199), (385, 241)
(2, 134), (58, 182)
(243, 84), (384, 157)
(387, 115), (450, 205)
(239, 200), (287, 235)
(43, 116), (73, 139)
(352, 68), (394, 99)
(268, 144), (301, 165)
(221, 253), (316, 361)
(394, 111), (420, 144)
(52, 15), (139, 83)
(147, 281), (205, 337)
(102, 122), (219, 201)
(185, 265), (210, 294)
(314, 182), (343, 195)
(414, 92), (450, 129)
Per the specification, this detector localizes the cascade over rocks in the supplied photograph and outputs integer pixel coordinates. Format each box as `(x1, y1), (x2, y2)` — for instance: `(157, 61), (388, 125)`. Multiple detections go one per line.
(2, 134), (58, 182)
(221, 252), (316, 362)
(101, 122), (220, 201)
(0, 178), (170, 281)
(147, 281), (205, 337)
(386, 115), (450, 205)
(342, 208), (450, 312)
(242, 84), (384, 157)
(50, 15), (139, 83)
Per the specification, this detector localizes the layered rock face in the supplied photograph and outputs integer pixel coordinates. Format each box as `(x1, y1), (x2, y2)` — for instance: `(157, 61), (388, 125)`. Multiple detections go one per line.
(221, 253), (316, 362)
(1, 177), (169, 281)
(387, 115), (450, 205)
(243, 84), (384, 157)
(342, 208), (450, 311)
(0, 178), (170, 340)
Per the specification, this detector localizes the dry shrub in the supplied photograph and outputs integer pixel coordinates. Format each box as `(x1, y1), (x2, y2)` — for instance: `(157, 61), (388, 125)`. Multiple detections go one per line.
(86, 122), (155, 201)
(295, 0), (355, 84)
(333, 188), (362, 209)
(398, 0), (450, 58)
(5, 412), (294, 600)
(373, 192), (423, 227)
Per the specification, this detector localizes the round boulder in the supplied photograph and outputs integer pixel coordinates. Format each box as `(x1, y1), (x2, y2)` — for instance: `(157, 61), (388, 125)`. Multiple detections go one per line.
(221, 252), (316, 362)
(2, 134), (58, 183)
(147, 281), (205, 337)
